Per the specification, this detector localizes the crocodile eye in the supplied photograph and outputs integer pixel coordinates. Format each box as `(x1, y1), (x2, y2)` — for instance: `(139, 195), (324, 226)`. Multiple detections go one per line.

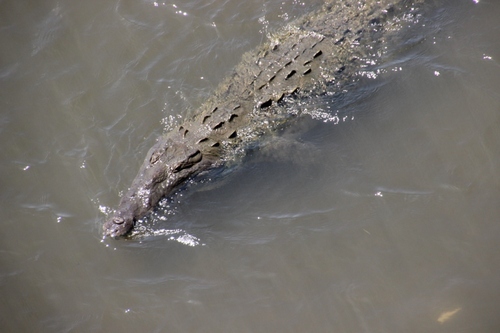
(173, 150), (202, 173)
(186, 150), (202, 164)
(113, 217), (125, 225)
(150, 150), (161, 164)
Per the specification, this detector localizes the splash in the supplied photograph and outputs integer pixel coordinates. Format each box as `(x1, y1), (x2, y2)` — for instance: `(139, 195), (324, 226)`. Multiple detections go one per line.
(130, 226), (205, 246)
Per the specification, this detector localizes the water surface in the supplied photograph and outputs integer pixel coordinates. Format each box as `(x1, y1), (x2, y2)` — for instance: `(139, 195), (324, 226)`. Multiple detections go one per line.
(1, 0), (500, 332)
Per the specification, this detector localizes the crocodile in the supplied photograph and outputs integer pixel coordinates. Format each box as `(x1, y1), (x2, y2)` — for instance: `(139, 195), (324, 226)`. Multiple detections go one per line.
(103, 0), (428, 238)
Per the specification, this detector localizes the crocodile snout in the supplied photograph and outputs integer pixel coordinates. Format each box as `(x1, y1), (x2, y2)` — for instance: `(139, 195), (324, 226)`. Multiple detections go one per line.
(103, 215), (134, 238)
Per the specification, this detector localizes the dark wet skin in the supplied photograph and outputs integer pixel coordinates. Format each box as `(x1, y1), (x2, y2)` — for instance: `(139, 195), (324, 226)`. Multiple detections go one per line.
(103, 137), (218, 237)
(103, 0), (426, 238)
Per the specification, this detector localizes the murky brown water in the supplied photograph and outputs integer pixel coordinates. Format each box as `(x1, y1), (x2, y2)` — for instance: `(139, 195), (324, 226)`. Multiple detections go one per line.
(1, 0), (500, 332)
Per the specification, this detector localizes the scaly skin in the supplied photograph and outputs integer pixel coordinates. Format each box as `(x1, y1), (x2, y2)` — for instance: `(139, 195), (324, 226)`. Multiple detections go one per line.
(103, 0), (427, 238)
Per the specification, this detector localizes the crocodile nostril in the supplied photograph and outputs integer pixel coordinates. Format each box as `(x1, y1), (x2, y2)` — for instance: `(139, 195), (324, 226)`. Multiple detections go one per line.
(113, 217), (125, 225)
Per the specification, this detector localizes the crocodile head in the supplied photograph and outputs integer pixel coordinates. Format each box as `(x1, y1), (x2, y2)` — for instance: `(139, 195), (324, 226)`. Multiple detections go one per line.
(103, 136), (216, 238)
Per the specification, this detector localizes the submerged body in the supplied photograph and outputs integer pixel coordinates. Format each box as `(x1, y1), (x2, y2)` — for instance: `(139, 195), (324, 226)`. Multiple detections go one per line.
(104, 0), (427, 237)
